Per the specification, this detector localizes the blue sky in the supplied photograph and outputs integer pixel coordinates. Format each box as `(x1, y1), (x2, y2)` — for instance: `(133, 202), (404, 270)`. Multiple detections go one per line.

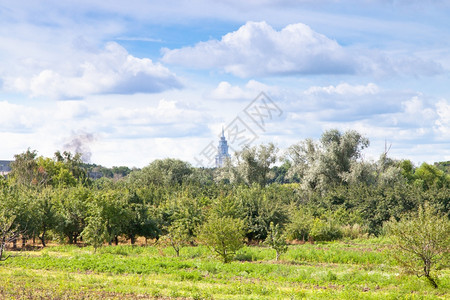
(0, 0), (449, 167)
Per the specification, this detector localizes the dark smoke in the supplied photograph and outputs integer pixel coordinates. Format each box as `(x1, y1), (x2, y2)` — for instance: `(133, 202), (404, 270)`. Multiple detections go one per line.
(63, 131), (95, 163)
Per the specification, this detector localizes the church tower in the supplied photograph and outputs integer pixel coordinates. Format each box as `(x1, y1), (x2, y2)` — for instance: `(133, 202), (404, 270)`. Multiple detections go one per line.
(215, 128), (231, 168)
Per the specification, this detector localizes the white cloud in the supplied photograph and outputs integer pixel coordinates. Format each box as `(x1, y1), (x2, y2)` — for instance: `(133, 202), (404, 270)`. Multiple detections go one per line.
(0, 96), (213, 166)
(305, 83), (379, 96)
(434, 99), (450, 137)
(0, 101), (42, 132)
(209, 80), (271, 100)
(163, 21), (443, 78)
(162, 21), (355, 77)
(4, 42), (182, 99)
(283, 84), (448, 159)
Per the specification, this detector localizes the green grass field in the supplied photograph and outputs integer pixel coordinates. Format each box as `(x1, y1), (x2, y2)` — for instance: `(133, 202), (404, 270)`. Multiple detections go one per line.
(0, 238), (448, 299)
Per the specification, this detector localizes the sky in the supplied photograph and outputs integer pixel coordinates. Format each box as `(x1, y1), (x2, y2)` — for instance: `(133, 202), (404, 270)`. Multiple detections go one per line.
(0, 0), (449, 168)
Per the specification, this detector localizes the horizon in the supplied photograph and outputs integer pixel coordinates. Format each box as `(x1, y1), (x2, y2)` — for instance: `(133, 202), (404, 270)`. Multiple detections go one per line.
(1, 1), (449, 168)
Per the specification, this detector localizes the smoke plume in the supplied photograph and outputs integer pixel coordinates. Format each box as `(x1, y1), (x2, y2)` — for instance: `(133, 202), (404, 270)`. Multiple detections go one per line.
(63, 131), (95, 163)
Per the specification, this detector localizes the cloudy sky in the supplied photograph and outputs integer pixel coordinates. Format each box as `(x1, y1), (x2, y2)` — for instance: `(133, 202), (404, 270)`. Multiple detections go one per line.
(0, 0), (449, 167)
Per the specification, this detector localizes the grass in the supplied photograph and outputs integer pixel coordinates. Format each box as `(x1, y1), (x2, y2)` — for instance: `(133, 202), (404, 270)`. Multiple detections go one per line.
(0, 238), (448, 299)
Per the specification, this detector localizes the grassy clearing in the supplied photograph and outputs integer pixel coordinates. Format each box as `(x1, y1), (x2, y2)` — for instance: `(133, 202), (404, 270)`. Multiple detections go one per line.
(0, 239), (448, 299)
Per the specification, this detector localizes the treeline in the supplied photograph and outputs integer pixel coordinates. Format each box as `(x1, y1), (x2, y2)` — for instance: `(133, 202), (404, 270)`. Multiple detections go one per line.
(0, 129), (449, 252)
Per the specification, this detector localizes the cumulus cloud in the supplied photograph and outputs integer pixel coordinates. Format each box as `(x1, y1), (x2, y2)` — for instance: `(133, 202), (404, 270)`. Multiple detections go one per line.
(284, 83), (445, 140)
(208, 80), (272, 100)
(0, 101), (42, 132)
(162, 21), (443, 78)
(305, 83), (380, 96)
(162, 21), (355, 77)
(5, 42), (182, 99)
(434, 99), (450, 137)
(0, 96), (212, 164)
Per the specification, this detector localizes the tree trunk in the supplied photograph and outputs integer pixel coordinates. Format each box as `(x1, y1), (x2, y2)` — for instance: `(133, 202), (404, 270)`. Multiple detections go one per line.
(425, 274), (438, 288)
(12, 237), (17, 249)
(0, 237), (7, 261)
(39, 227), (46, 247)
(424, 261), (438, 288)
(114, 236), (119, 245)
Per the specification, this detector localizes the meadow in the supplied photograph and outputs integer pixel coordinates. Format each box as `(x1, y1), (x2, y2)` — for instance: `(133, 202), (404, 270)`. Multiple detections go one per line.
(0, 238), (448, 299)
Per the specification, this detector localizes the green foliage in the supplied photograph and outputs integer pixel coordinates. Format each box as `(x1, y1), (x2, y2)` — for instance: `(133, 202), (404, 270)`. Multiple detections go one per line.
(414, 162), (449, 190)
(1, 239), (448, 299)
(287, 129), (369, 192)
(399, 159), (416, 183)
(219, 143), (278, 187)
(34, 188), (58, 246)
(385, 202), (450, 288)
(159, 222), (191, 257)
(1, 130), (449, 262)
(264, 222), (287, 261)
(94, 189), (130, 245)
(0, 210), (17, 261)
(128, 158), (192, 186)
(9, 149), (39, 186)
(309, 218), (343, 242)
(163, 193), (205, 239)
(54, 185), (90, 244)
(434, 160), (450, 174)
(198, 215), (246, 263)
(81, 213), (107, 253)
(235, 184), (289, 241)
(285, 207), (314, 242)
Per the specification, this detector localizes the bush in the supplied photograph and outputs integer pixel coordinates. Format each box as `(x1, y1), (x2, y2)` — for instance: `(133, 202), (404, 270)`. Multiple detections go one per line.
(309, 218), (342, 242)
(341, 224), (369, 240)
(198, 215), (245, 263)
(285, 208), (313, 242)
(264, 222), (288, 261)
(385, 202), (450, 288)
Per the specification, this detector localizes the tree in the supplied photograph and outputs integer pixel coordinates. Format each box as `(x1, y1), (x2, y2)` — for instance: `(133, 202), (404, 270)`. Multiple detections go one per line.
(95, 189), (129, 245)
(287, 129), (369, 192)
(235, 185), (288, 242)
(414, 163), (449, 190)
(218, 143), (278, 187)
(198, 215), (245, 263)
(285, 206), (314, 242)
(128, 159), (192, 187)
(385, 203), (450, 288)
(34, 188), (58, 247)
(0, 183), (20, 260)
(81, 212), (107, 253)
(54, 186), (90, 244)
(0, 212), (18, 261)
(264, 222), (287, 261)
(9, 149), (39, 186)
(54, 151), (88, 184)
(160, 222), (191, 257)
(165, 193), (204, 240)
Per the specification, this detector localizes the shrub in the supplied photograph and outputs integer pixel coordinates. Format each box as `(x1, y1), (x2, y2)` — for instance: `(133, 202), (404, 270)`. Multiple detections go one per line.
(285, 208), (313, 242)
(264, 222), (288, 261)
(341, 224), (369, 240)
(385, 202), (450, 288)
(198, 215), (245, 263)
(309, 218), (342, 242)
